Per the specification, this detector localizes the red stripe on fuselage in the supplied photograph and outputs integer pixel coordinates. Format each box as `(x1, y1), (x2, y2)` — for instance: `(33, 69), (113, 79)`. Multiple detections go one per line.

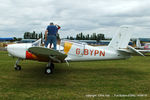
(26, 51), (38, 60)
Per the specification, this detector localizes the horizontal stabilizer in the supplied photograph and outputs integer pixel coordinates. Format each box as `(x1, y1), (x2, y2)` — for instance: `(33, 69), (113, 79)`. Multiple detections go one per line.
(127, 46), (144, 56)
(118, 45), (144, 56)
(137, 49), (150, 53)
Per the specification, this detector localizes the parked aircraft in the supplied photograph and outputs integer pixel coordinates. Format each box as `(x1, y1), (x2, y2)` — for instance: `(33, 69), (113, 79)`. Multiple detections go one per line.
(0, 37), (14, 41)
(136, 38), (142, 49)
(136, 38), (150, 53)
(7, 26), (144, 74)
(144, 43), (150, 50)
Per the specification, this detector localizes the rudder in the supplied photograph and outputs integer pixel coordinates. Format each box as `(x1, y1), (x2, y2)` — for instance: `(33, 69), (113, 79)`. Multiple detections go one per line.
(108, 26), (132, 49)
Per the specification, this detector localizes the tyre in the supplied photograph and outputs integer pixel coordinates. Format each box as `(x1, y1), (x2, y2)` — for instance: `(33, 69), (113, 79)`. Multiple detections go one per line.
(15, 65), (21, 70)
(45, 67), (53, 74)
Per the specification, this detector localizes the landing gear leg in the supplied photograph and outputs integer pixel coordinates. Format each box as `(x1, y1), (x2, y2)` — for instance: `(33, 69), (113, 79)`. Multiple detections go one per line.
(14, 58), (21, 70)
(45, 62), (54, 74)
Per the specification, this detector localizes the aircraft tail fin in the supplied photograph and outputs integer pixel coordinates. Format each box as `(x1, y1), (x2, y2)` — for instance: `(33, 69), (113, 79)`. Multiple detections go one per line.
(136, 38), (142, 48)
(108, 26), (132, 49)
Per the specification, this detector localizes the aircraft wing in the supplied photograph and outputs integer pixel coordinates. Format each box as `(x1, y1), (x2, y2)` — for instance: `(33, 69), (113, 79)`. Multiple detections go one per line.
(28, 47), (67, 63)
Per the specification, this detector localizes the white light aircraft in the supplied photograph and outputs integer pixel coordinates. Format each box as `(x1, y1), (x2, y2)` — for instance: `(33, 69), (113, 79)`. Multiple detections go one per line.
(136, 38), (150, 53)
(7, 26), (144, 74)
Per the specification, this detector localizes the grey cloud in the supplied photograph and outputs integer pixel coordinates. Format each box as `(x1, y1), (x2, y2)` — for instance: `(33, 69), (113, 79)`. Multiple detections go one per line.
(0, 0), (150, 38)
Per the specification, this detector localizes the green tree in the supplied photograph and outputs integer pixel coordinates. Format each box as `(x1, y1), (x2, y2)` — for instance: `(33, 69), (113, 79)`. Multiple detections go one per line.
(36, 34), (38, 39)
(82, 35), (85, 40)
(70, 36), (74, 40)
(26, 32), (31, 39)
(86, 34), (89, 40)
(76, 34), (79, 40)
(24, 32), (27, 39)
(80, 32), (83, 40)
(38, 32), (43, 39)
(67, 36), (69, 39)
(96, 34), (105, 42)
(31, 31), (36, 39)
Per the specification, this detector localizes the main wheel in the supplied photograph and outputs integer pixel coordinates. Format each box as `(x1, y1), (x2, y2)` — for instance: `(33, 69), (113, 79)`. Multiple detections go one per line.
(15, 65), (21, 70)
(45, 67), (53, 74)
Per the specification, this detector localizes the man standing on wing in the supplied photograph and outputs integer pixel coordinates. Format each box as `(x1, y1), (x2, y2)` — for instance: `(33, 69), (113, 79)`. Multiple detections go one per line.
(45, 22), (61, 50)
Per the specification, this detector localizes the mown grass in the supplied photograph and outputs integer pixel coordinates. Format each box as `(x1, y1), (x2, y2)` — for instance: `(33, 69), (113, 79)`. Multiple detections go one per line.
(0, 51), (150, 100)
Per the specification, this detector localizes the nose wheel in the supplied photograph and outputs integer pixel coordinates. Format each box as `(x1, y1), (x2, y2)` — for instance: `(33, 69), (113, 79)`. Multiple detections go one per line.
(14, 58), (22, 71)
(15, 65), (21, 70)
(45, 62), (54, 74)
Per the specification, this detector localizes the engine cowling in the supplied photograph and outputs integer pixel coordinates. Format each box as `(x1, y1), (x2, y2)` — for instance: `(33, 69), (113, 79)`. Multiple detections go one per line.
(7, 43), (32, 59)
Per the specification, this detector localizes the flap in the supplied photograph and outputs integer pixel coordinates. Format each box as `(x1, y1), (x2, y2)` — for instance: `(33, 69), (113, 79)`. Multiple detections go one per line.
(28, 47), (67, 62)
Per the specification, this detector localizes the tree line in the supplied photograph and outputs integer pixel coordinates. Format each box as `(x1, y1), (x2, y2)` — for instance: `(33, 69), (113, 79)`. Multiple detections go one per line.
(67, 32), (105, 42)
(23, 31), (105, 42)
(24, 31), (43, 39)
(23, 31), (60, 40)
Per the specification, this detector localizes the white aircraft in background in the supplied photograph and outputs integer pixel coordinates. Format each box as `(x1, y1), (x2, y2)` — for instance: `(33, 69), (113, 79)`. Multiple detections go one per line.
(7, 26), (144, 74)
(136, 38), (150, 53)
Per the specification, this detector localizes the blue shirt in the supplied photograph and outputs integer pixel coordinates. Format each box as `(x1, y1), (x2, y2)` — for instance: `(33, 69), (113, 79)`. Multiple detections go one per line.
(47, 25), (58, 35)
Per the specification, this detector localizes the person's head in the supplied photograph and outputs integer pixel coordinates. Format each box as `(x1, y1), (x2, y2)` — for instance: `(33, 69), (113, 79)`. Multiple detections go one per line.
(50, 22), (54, 25)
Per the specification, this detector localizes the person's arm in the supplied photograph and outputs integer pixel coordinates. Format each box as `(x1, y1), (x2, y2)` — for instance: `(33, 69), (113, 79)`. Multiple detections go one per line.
(56, 25), (61, 30)
(45, 30), (48, 41)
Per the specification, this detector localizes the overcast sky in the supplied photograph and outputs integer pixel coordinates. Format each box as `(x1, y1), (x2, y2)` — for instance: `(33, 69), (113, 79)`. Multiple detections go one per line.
(0, 0), (150, 38)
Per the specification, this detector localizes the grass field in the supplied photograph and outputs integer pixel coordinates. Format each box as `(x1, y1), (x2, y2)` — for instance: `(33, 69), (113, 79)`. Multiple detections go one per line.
(0, 51), (150, 100)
